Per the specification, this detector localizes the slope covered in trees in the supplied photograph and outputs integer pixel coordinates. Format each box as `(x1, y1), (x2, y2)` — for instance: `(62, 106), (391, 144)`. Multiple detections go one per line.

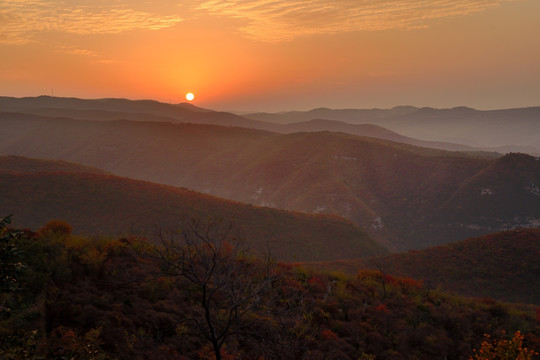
(0, 155), (109, 175)
(0, 156), (386, 261)
(1, 220), (538, 359)
(314, 229), (540, 305)
(1, 114), (538, 250)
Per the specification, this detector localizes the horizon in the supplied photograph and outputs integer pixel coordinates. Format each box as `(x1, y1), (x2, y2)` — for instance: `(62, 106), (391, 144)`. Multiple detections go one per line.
(1, 0), (539, 113)
(2, 94), (539, 114)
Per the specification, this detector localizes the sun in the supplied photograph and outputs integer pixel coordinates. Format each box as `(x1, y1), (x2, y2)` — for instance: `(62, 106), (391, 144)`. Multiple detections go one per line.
(185, 92), (195, 101)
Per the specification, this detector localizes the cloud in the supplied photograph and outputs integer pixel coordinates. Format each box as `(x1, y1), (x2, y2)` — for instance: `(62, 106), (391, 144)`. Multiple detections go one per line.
(0, 0), (183, 44)
(0, 0), (515, 45)
(55, 45), (98, 57)
(195, 0), (512, 41)
(54, 45), (118, 64)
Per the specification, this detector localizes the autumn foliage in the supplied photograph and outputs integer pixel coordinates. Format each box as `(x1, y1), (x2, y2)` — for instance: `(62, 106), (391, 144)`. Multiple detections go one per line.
(470, 331), (538, 360)
(0, 219), (539, 359)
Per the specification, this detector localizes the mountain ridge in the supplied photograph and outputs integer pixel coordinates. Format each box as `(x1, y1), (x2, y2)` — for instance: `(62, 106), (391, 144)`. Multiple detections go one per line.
(0, 156), (387, 262)
(3, 96), (535, 154)
(246, 105), (540, 154)
(310, 228), (540, 305)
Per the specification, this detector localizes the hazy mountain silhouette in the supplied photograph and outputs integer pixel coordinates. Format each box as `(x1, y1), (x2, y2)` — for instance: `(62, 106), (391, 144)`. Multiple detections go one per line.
(246, 106), (540, 155)
(1, 112), (538, 251)
(1, 96), (523, 154)
(274, 119), (492, 153)
(0, 95), (275, 130)
(247, 106), (418, 124)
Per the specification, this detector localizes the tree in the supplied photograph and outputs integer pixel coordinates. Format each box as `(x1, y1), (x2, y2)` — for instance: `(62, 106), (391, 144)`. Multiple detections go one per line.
(37, 219), (72, 240)
(371, 255), (388, 298)
(155, 218), (276, 360)
(0, 215), (24, 314)
(470, 331), (538, 360)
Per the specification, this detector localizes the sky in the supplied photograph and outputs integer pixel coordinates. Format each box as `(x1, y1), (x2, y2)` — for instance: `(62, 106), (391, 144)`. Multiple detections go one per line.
(1, 0), (539, 112)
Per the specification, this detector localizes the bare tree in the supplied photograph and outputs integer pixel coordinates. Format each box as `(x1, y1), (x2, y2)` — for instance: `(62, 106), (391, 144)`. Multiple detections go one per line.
(155, 218), (275, 360)
(371, 256), (387, 298)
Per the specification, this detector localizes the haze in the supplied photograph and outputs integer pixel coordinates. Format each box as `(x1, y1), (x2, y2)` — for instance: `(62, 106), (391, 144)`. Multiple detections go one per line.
(1, 0), (539, 112)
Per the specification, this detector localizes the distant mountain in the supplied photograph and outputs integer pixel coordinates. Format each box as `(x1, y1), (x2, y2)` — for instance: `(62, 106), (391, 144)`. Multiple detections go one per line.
(312, 229), (540, 305)
(274, 119), (493, 154)
(0, 95), (276, 130)
(0, 156), (386, 262)
(0, 96), (510, 154)
(246, 106), (540, 155)
(1, 113), (538, 251)
(246, 106), (418, 124)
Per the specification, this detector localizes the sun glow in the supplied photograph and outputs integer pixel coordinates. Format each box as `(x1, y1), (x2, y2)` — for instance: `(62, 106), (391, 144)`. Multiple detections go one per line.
(186, 92), (195, 101)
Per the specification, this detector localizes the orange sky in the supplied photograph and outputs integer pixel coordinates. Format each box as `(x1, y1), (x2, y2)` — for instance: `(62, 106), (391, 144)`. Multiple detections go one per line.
(1, 0), (539, 112)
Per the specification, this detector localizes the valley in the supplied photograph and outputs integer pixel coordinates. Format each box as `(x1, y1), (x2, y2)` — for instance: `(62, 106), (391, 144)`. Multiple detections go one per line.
(1, 100), (539, 251)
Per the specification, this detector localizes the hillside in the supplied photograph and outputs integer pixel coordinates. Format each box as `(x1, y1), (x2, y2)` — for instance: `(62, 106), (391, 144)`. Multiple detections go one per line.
(0, 157), (386, 262)
(312, 229), (540, 305)
(0, 155), (109, 175)
(439, 153), (540, 227)
(1, 113), (538, 250)
(1, 222), (539, 359)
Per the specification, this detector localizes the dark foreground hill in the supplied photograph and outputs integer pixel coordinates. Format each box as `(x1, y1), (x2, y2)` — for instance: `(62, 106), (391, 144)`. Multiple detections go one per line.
(0, 156), (386, 262)
(1, 113), (539, 251)
(312, 229), (540, 305)
(1, 221), (538, 359)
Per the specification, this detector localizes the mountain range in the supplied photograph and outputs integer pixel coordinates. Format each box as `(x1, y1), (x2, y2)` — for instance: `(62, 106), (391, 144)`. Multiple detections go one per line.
(246, 106), (540, 154)
(3, 96), (539, 154)
(1, 106), (538, 251)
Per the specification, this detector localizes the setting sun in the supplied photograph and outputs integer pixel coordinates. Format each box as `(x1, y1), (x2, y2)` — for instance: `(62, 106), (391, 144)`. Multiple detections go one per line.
(186, 92), (195, 101)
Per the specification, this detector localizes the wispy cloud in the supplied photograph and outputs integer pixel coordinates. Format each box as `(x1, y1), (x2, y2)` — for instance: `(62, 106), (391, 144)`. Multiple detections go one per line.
(0, 0), (183, 44)
(54, 45), (118, 64)
(0, 0), (515, 45)
(55, 45), (98, 57)
(196, 0), (513, 41)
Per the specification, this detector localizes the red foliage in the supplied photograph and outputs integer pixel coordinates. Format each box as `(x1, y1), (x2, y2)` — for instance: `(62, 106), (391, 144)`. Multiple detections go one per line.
(198, 345), (237, 360)
(374, 304), (390, 314)
(321, 329), (338, 340)
(307, 276), (326, 292)
(383, 274), (397, 285)
(4, 225), (540, 360)
(399, 277), (423, 289)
